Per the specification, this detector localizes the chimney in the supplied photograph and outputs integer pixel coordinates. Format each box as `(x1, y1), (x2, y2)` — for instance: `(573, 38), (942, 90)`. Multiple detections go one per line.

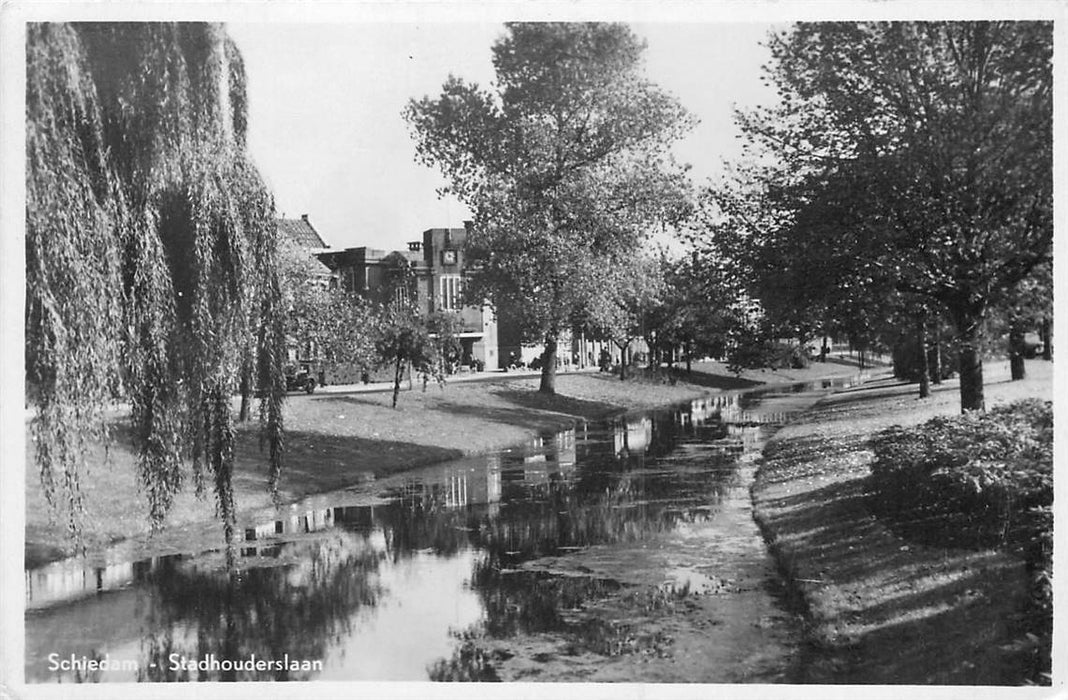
(301, 214), (309, 222)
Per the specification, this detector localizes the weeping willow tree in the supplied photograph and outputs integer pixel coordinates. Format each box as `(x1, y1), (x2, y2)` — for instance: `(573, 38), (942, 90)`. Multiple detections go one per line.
(25, 23), (286, 544)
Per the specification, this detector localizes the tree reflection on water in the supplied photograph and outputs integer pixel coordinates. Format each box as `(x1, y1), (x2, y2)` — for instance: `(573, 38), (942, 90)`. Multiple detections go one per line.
(135, 531), (385, 681)
(28, 391), (774, 683)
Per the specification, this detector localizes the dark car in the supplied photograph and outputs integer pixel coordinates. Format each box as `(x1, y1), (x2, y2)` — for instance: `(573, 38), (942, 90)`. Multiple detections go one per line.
(284, 363), (317, 394)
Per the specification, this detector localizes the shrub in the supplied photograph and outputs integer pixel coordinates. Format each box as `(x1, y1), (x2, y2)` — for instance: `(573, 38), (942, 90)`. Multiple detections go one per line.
(870, 399), (1052, 546)
(891, 335), (959, 382)
(869, 399), (1053, 682)
(726, 335), (808, 374)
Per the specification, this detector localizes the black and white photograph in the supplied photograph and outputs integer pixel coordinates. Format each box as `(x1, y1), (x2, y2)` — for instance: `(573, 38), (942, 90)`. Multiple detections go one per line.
(1, 1), (1062, 696)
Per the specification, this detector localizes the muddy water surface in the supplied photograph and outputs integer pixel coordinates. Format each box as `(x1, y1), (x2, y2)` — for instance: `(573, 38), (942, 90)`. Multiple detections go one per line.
(25, 378), (858, 683)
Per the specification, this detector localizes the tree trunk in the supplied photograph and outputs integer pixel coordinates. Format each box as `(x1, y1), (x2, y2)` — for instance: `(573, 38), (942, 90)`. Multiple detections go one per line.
(956, 307), (986, 412)
(1008, 320), (1026, 381)
(617, 341), (628, 381)
(1041, 316), (1052, 361)
(238, 365), (252, 422)
(539, 333), (558, 394)
(685, 340), (692, 373)
(917, 314), (930, 399)
(392, 353), (403, 408)
(932, 324), (943, 385)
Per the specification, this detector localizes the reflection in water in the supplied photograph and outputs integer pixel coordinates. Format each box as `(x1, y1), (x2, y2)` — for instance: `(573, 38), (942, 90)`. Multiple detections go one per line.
(614, 417), (652, 457)
(134, 531), (383, 682)
(26, 377), (860, 683)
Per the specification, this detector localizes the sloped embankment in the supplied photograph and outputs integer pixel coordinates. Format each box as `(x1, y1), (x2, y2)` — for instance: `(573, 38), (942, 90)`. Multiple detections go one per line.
(751, 371), (1048, 684)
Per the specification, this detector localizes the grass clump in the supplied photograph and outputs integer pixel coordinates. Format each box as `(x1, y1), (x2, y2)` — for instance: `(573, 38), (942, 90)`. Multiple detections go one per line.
(869, 398), (1052, 684)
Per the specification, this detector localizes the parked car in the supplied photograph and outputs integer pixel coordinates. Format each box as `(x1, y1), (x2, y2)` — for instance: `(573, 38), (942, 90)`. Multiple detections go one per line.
(284, 362), (317, 394)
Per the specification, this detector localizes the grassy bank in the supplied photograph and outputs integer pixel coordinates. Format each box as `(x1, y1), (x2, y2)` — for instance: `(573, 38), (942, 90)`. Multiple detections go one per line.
(751, 358), (1053, 684)
(26, 359), (869, 568)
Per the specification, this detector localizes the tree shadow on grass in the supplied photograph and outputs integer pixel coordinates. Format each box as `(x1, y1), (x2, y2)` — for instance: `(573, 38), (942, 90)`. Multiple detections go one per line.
(490, 388), (625, 421)
(793, 581), (1031, 685)
(231, 429), (464, 500)
(102, 404), (465, 492)
(757, 460), (1034, 684)
(310, 385), (620, 433)
(413, 386), (622, 436)
(315, 393), (395, 409)
(670, 369), (765, 391)
(814, 379), (917, 405)
(422, 401), (587, 435)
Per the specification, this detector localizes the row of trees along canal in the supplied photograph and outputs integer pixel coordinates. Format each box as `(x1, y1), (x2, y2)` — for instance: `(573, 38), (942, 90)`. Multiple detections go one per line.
(407, 21), (1052, 411)
(25, 22), (1051, 551)
(695, 22), (1052, 412)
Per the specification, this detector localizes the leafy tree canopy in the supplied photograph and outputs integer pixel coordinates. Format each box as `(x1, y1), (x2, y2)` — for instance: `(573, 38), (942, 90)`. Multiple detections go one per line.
(375, 305), (462, 409)
(278, 237), (379, 372)
(405, 22), (695, 394)
(702, 21), (1052, 411)
(26, 23), (286, 542)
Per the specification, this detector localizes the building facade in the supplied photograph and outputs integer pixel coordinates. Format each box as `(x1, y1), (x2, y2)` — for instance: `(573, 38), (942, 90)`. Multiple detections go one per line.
(318, 227), (500, 370)
(281, 217), (632, 375)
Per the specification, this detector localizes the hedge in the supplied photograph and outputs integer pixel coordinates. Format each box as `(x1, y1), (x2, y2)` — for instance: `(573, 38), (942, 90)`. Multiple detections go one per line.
(869, 399), (1052, 683)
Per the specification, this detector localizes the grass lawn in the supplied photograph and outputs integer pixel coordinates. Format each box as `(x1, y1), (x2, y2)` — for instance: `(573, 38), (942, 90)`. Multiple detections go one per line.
(752, 357), (1053, 684)
(25, 358), (870, 568)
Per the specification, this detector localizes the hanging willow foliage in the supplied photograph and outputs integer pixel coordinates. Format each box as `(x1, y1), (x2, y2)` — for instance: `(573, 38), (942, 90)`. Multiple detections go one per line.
(26, 22), (286, 544)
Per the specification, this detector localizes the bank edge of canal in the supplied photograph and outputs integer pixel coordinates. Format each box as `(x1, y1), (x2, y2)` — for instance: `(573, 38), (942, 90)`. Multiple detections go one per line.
(479, 380), (856, 684)
(24, 364), (871, 570)
(750, 366), (1051, 685)
(24, 373), (869, 685)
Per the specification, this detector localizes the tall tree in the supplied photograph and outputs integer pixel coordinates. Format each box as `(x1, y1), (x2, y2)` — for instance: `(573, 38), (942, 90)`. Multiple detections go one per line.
(405, 22), (694, 394)
(723, 21), (1052, 411)
(25, 23), (286, 542)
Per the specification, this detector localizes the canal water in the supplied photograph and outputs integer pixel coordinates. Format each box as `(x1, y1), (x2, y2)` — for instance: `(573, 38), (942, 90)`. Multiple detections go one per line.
(25, 377), (861, 683)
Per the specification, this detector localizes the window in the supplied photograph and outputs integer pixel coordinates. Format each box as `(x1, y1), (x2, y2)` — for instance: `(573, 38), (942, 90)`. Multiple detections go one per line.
(440, 275), (461, 311)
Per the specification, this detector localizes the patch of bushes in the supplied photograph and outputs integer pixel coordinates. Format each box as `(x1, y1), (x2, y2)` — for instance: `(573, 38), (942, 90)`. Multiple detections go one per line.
(869, 399), (1052, 683)
(870, 399), (1051, 546)
(726, 335), (809, 374)
(627, 366), (679, 385)
(890, 335), (958, 382)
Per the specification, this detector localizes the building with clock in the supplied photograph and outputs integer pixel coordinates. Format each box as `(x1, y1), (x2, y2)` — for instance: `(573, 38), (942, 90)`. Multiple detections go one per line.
(316, 225), (502, 371)
(283, 219), (626, 378)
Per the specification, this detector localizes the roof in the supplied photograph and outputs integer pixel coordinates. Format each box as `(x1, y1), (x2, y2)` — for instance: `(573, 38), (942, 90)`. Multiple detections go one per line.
(317, 246), (422, 269)
(277, 215), (328, 249)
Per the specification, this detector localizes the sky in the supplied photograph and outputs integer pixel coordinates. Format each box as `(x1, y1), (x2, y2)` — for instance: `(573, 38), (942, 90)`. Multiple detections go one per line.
(226, 22), (782, 252)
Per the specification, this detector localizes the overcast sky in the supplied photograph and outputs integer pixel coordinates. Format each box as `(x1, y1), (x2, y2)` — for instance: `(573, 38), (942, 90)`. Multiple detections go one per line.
(227, 22), (781, 252)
